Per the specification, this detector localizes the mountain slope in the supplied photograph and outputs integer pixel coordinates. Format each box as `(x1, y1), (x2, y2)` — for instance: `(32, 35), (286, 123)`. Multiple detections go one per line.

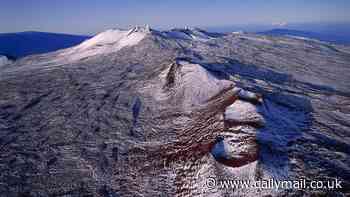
(259, 28), (350, 45)
(0, 27), (349, 196)
(0, 31), (91, 59)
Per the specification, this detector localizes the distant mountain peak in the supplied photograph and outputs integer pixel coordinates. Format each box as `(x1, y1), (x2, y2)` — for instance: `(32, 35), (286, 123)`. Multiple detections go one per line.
(162, 27), (223, 41)
(53, 26), (151, 62)
(127, 25), (152, 34)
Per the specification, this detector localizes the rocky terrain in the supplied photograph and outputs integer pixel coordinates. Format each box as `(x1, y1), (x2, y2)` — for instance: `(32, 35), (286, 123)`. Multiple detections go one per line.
(0, 26), (349, 196)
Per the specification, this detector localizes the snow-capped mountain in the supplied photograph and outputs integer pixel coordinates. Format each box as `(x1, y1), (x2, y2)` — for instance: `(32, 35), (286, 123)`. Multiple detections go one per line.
(59, 26), (151, 62)
(61, 26), (222, 61)
(0, 26), (349, 196)
(161, 27), (224, 41)
(9, 27), (223, 67)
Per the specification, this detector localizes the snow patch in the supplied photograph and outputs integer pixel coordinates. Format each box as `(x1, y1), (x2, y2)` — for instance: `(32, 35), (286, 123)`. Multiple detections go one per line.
(285, 35), (318, 42)
(0, 55), (11, 66)
(239, 35), (273, 43)
(162, 28), (214, 41)
(225, 100), (265, 126)
(232, 31), (244, 34)
(174, 60), (233, 107)
(153, 60), (234, 108)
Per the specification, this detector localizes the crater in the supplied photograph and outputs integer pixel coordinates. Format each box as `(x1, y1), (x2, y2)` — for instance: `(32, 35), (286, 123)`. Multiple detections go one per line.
(211, 91), (264, 167)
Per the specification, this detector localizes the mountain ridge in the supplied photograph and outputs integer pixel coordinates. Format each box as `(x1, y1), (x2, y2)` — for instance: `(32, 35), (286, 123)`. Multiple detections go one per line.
(259, 28), (350, 45)
(2, 26), (349, 61)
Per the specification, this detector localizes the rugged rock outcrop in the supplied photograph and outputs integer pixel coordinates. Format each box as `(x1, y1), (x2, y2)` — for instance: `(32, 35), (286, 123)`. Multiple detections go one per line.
(211, 95), (264, 168)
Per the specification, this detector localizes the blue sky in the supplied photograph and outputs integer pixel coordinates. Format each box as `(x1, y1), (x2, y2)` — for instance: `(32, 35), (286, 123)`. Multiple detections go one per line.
(1, 0), (350, 34)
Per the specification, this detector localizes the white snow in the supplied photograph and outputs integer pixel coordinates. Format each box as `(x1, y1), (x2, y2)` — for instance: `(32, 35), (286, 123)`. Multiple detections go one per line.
(211, 128), (257, 161)
(236, 88), (263, 103)
(188, 28), (212, 41)
(224, 100), (265, 126)
(232, 31), (244, 34)
(57, 26), (150, 62)
(238, 35), (273, 43)
(152, 60), (234, 108)
(175, 60), (233, 107)
(163, 31), (192, 40)
(163, 28), (213, 41)
(286, 35), (314, 41)
(0, 55), (10, 66)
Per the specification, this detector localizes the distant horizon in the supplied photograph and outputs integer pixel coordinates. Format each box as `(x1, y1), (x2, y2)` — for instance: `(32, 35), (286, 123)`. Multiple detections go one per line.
(1, 21), (350, 37)
(1, 0), (350, 35)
